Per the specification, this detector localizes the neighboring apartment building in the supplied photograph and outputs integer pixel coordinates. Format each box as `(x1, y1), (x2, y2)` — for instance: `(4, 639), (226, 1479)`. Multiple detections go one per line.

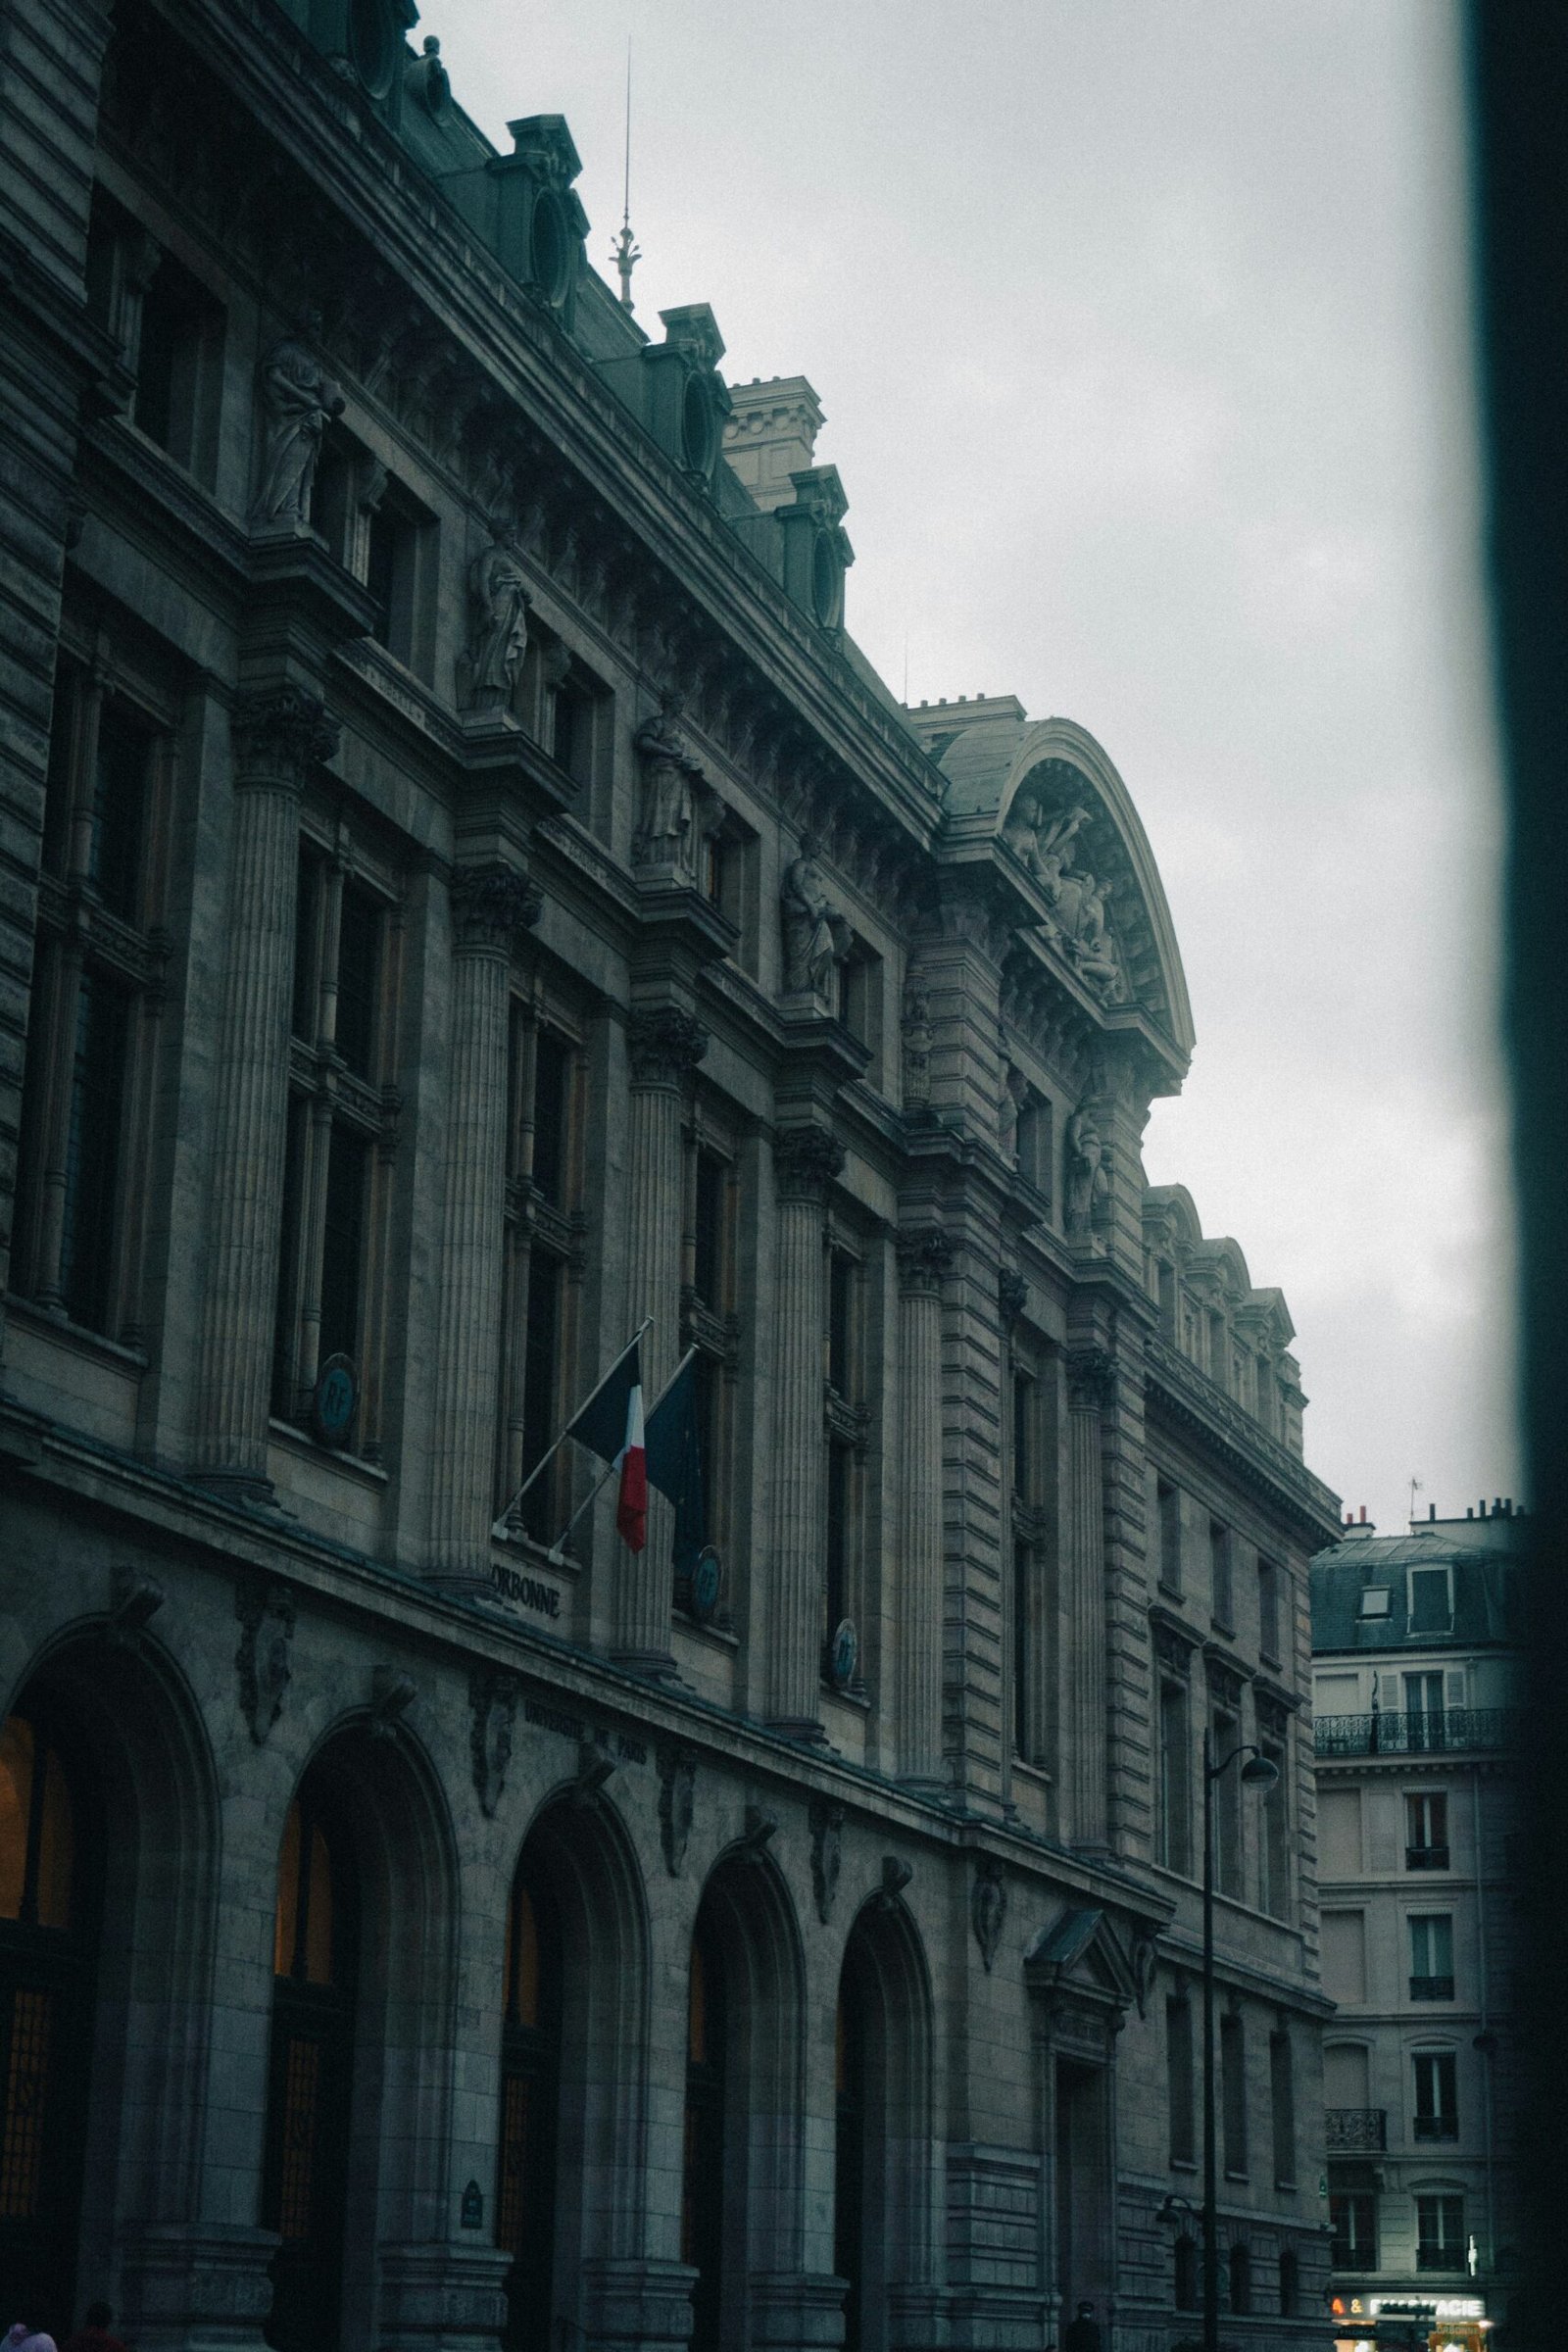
(1311, 1502), (1525, 2349)
(1, 5), (1341, 2351)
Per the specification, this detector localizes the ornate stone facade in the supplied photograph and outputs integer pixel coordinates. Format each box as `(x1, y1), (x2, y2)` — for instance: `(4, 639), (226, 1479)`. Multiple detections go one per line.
(0, 10), (1339, 2352)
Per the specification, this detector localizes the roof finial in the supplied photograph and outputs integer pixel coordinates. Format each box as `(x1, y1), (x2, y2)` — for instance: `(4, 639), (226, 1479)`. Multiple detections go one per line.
(612, 38), (640, 313)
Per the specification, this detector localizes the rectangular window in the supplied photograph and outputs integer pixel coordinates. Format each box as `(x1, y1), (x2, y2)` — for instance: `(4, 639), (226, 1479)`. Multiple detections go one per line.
(1210, 1519), (1234, 1629)
(1321, 1912), (1366, 2004)
(1259, 1739), (1289, 1919)
(530, 1026), (570, 1206)
(1317, 1787), (1363, 1877)
(1213, 1706), (1243, 1897)
(1404, 1669), (1446, 1751)
(1257, 1557), (1281, 1661)
(1220, 2012), (1248, 2177)
(363, 479), (433, 675)
(1157, 1478), (1182, 1593)
(1269, 2030), (1296, 2185)
(1412, 2050), (1458, 2140)
(1331, 2191), (1377, 2270)
(1167, 1996), (1195, 2165)
(1409, 1913), (1454, 2000)
(693, 1150), (727, 1309)
(1012, 1540), (1032, 1759)
(1158, 1681), (1192, 1875)
(1406, 1791), (1449, 1871)
(1409, 1567), (1452, 1635)
(318, 1128), (369, 1367)
(825, 1436), (852, 1642)
(131, 248), (222, 481)
(827, 1250), (855, 1397)
(1416, 2193), (1465, 2272)
(1012, 1373), (1033, 1501)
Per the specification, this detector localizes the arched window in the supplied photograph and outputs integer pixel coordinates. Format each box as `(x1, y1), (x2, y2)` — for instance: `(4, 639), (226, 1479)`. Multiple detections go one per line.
(683, 1913), (728, 2352)
(1174, 2234), (1200, 2312)
(262, 1781), (359, 2352)
(497, 1854), (563, 2347)
(1228, 2242), (1251, 2316)
(1279, 2248), (1299, 2316)
(835, 1950), (869, 2352)
(0, 1705), (100, 2335)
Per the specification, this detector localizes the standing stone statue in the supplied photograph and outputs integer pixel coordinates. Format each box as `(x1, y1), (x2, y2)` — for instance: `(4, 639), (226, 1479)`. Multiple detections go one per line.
(633, 692), (706, 876)
(781, 836), (850, 1000)
(251, 314), (345, 525)
(1064, 1106), (1111, 1238)
(998, 1061), (1026, 1164)
(460, 517), (531, 714)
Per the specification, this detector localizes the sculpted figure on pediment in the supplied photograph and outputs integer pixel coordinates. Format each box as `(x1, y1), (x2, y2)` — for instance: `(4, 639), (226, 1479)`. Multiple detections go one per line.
(781, 835), (851, 1001)
(461, 517), (531, 714)
(634, 692), (707, 878)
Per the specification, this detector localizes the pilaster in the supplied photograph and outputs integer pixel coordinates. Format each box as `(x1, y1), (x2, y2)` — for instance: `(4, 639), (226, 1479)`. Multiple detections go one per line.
(896, 1225), (953, 1786)
(1063, 1344), (1113, 1851)
(581, 2257), (699, 2352)
(117, 2220), (277, 2352)
(766, 1122), (844, 1738)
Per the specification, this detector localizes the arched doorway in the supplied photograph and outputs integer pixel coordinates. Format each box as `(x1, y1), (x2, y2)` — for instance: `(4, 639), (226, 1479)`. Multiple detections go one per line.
(682, 1909), (727, 2352)
(497, 1848), (563, 2349)
(262, 1770), (359, 2352)
(834, 1942), (869, 2352)
(832, 1898), (934, 2352)
(0, 1701), (101, 2335)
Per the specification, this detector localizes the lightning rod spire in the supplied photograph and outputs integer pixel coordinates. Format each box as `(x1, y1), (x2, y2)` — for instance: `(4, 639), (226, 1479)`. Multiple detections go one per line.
(612, 38), (641, 313)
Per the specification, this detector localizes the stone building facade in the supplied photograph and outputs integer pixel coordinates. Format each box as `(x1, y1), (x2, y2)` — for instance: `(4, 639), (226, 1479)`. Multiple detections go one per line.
(0, 5), (1341, 2352)
(1311, 1503), (1525, 2348)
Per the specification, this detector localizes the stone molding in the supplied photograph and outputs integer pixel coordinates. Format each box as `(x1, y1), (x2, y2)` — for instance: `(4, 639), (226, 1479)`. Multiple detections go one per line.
(235, 1578), (295, 1744)
(658, 1743), (697, 1875)
(627, 1004), (709, 1088)
(809, 1796), (844, 1924)
(230, 685), (339, 791)
(998, 1266), (1028, 1327)
(1065, 1343), (1115, 1412)
(468, 1669), (518, 1818)
(895, 1225), (953, 1298)
(771, 1122), (845, 1201)
(450, 862), (541, 951)
(971, 1853), (1006, 1972)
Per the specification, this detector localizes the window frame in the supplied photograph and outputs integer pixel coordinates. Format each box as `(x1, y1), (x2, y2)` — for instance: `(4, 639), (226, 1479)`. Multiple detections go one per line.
(499, 994), (585, 1544)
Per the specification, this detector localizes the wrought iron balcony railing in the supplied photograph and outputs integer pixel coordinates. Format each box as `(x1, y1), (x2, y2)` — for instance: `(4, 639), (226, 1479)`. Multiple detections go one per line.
(1314, 1708), (1521, 1759)
(1325, 2107), (1387, 2152)
(1410, 1975), (1455, 2001)
(1406, 1844), (1450, 1871)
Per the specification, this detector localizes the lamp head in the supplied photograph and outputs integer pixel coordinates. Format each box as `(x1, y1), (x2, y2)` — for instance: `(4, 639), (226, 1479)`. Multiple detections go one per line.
(1241, 1750), (1279, 1791)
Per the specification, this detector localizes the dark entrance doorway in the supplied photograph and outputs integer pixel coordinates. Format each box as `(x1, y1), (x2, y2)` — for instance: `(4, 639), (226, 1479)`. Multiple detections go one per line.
(682, 1912), (727, 2352)
(1054, 2056), (1110, 2321)
(834, 1950), (868, 2352)
(0, 1704), (100, 2337)
(262, 1776), (359, 2352)
(496, 1850), (562, 2349)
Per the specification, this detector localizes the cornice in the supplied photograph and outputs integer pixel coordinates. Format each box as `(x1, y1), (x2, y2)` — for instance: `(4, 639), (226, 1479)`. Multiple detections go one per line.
(1145, 1332), (1341, 1544)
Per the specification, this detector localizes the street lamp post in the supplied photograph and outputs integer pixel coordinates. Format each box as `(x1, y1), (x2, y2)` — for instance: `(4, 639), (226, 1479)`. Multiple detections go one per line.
(1202, 1731), (1279, 2352)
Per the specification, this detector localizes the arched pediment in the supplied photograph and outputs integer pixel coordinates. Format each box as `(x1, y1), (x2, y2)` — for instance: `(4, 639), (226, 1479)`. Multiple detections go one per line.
(940, 714), (1195, 1059)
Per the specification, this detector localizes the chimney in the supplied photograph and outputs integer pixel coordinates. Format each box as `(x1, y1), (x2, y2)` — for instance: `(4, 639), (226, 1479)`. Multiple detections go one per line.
(1429, 1502), (1436, 1520)
(721, 375), (825, 512)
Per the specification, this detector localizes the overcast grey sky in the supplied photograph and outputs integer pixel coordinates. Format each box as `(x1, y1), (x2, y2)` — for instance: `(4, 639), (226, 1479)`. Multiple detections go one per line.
(421, 0), (1519, 1533)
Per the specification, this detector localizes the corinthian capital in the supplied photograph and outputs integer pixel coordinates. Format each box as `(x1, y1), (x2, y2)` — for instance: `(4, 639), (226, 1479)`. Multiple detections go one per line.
(1065, 1345), (1115, 1413)
(451, 863), (542, 951)
(231, 687), (339, 792)
(896, 1226), (953, 1298)
(772, 1123), (845, 1202)
(627, 1004), (709, 1088)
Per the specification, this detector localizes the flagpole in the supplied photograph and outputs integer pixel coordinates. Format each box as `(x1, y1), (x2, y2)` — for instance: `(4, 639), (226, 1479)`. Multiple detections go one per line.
(491, 1318), (652, 1538)
(543, 1345), (701, 1555)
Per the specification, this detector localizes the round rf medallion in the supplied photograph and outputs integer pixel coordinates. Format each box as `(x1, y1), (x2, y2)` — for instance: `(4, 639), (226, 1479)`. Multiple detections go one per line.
(312, 1353), (359, 1448)
(828, 1617), (858, 1690)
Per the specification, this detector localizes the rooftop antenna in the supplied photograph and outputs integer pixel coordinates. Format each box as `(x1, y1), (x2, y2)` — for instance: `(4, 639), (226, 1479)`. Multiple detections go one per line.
(1409, 1472), (1423, 1525)
(612, 38), (641, 313)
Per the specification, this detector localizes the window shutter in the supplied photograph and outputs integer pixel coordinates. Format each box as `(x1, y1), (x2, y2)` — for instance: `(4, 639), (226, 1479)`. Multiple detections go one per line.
(1445, 1669), (1466, 1710)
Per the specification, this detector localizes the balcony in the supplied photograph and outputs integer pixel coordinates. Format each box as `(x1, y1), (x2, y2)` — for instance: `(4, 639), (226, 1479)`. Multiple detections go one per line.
(1314, 1707), (1521, 1759)
(1406, 1844), (1450, 1871)
(1325, 2107), (1387, 2152)
(1410, 1975), (1455, 2001)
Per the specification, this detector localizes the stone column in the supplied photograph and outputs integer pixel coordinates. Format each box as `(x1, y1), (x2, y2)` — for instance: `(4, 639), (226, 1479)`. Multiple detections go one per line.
(193, 688), (337, 1494)
(766, 1124), (844, 1738)
(612, 1004), (708, 1669)
(895, 1226), (952, 1786)
(427, 864), (540, 1583)
(1063, 1346), (1113, 1849)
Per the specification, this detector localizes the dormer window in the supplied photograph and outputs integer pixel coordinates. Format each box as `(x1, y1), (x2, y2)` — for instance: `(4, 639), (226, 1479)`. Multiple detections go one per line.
(1409, 1567), (1452, 1636)
(1358, 1587), (1392, 1620)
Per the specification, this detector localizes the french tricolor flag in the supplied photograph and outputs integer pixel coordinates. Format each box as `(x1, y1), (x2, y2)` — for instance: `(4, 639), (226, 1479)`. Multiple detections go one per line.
(615, 1366), (648, 1553)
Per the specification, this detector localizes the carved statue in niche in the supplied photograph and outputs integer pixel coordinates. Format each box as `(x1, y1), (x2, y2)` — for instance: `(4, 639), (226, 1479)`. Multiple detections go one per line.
(1064, 1104), (1111, 1243)
(1005, 785), (1128, 1002)
(998, 1052), (1027, 1165)
(459, 516), (530, 714)
(781, 835), (851, 1001)
(251, 314), (346, 526)
(235, 1582), (295, 1745)
(633, 692), (707, 877)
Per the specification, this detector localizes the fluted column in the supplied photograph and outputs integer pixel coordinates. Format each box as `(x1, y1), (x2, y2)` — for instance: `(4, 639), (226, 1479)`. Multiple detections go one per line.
(766, 1124), (845, 1738)
(427, 866), (540, 1581)
(896, 1226), (952, 1785)
(1063, 1345), (1113, 1848)
(612, 1004), (708, 1669)
(193, 689), (337, 1492)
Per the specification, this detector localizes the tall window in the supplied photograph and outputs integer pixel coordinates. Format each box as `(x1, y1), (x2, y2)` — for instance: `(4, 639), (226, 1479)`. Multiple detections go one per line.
(1220, 2011), (1248, 2177)
(1166, 1993), (1195, 2164)
(1412, 2050), (1458, 2140)
(1404, 1671), (1446, 1749)
(1157, 1478), (1182, 1593)
(680, 1136), (738, 1609)
(497, 1855), (562, 2349)
(1010, 1371), (1039, 1760)
(131, 246), (222, 482)
(1209, 1520), (1234, 1630)
(835, 1951), (869, 2352)
(1409, 1915), (1454, 2001)
(683, 1916), (728, 2352)
(1228, 2243), (1250, 2316)
(1330, 2191), (1377, 2270)
(1279, 2250), (1299, 2316)
(273, 849), (400, 1452)
(1409, 1567), (1452, 1636)
(1416, 2194), (1465, 2272)
(15, 662), (169, 1340)
(1158, 1681), (1192, 1875)
(1174, 2236), (1199, 2312)
(1257, 1557), (1281, 1660)
(501, 1007), (581, 1545)
(822, 1245), (868, 1676)
(1406, 1791), (1449, 1871)
(1258, 1734), (1289, 1919)
(263, 1780), (358, 2352)
(1212, 1705), (1243, 1898)
(1269, 2028), (1296, 2185)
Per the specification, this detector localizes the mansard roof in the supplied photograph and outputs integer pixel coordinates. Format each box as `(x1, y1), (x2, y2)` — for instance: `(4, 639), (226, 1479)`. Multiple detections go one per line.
(936, 712), (1196, 1064)
(1144, 1185), (1297, 1346)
